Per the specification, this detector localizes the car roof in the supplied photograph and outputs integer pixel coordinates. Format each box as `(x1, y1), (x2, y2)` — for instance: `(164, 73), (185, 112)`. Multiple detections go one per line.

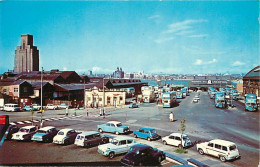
(21, 125), (35, 129)
(58, 128), (74, 133)
(209, 139), (236, 146)
(107, 121), (121, 124)
(113, 136), (133, 141)
(131, 144), (151, 150)
(78, 131), (99, 136)
(169, 133), (188, 137)
(38, 126), (55, 131)
(140, 127), (155, 131)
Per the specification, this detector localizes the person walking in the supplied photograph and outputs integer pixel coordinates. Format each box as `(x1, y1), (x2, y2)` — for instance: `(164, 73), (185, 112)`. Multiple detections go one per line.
(169, 112), (174, 122)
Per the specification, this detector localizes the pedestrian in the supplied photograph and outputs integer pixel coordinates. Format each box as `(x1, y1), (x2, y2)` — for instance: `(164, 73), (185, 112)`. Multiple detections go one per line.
(169, 112), (174, 122)
(100, 108), (102, 116)
(35, 124), (39, 130)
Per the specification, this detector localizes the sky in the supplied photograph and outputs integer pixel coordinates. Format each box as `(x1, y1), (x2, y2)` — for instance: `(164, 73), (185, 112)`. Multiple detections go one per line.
(0, 1), (259, 75)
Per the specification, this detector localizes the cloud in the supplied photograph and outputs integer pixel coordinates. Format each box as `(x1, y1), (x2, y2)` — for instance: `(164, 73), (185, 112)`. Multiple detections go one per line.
(194, 58), (217, 65)
(163, 19), (208, 34)
(92, 66), (113, 74)
(148, 15), (160, 20)
(232, 61), (245, 66)
(154, 37), (174, 43)
(188, 34), (208, 38)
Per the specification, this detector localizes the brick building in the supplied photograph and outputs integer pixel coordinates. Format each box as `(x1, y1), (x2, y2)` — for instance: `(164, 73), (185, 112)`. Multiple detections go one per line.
(14, 34), (39, 73)
(243, 66), (260, 97)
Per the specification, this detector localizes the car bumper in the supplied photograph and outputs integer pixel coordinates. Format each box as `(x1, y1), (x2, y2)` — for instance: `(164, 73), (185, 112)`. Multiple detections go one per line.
(226, 155), (241, 160)
(53, 140), (64, 144)
(32, 137), (43, 142)
(12, 136), (24, 140)
(97, 149), (109, 156)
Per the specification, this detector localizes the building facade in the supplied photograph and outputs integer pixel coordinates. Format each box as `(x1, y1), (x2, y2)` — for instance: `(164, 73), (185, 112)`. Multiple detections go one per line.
(85, 86), (126, 108)
(113, 67), (124, 78)
(243, 66), (260, 97)
(14, 34), (39, 73)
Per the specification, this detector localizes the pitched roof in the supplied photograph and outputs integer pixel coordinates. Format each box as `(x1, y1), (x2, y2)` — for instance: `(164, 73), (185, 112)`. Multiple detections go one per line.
(54, 83), (97, 91)
(243, 65), (260, 79)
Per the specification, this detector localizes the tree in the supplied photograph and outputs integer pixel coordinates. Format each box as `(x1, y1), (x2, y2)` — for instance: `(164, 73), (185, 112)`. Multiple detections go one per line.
(178, 117), (186, 149)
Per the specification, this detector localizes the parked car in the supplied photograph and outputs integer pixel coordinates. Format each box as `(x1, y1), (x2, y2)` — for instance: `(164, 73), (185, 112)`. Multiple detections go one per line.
(11, 125), (37, 141)
(5, 124), (19, 140)
(58, 103), (71, 109)
(0, 106), (4, 111)
(120, 144), (166, 166)
(53, 128), (79, 145)
(32, 126), (59, 143)
(133, 127), (161, 141)
(162, 133), (192, 148)
(97, 121), (130, 135)
(193, 97), (199, 103)
(32, 104), (41, 110)
(129, 103), (138, 108)
(46, 104), (58, 110)
(23, 105), (37, 111)
(74, 131), (109, 147)
(98, 136), (137, 159)
(196, 139), (240, 162)
(4, 103), (21, 112)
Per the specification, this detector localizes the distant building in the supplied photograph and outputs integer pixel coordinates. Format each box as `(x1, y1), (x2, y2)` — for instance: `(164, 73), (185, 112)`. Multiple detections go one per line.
(243, 66), (260, 97)
(14, 34), (39, 73)
(88, 70), (93, 76)
(113, 67), (124, 78)
(124, 73), (134, 79)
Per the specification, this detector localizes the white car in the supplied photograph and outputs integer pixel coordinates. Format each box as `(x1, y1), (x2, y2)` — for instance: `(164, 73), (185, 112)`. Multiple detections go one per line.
(162, 133), (192, 148)
(32, 104), (41, 110)
(11, 126), (36, 141)
(97, 136), (137, 159)
(193, 98), (199, 103)
(196, 139), (240, 162)
(53, 128), (79, 145)
(46, 104), (58, 110)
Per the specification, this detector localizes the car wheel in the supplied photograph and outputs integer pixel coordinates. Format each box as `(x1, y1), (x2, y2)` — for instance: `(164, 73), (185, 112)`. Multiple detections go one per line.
(198, 148), (204, 155)
(158, 155), (162, 163)
(64, 140), (69, 145)
(163, 140), (167, 145)
(108, 152), (115, 159)
(115, 131), (119, 135)
(98, 128), (103, 133)
(147, 137), (151, 141)
(220, 155), (226, 162)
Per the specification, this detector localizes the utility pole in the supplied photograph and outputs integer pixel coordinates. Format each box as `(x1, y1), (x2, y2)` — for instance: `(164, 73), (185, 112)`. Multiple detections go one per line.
(103, 77), (105, 116)
(83, 73), (86, 109)
(40, 67), (43, 128)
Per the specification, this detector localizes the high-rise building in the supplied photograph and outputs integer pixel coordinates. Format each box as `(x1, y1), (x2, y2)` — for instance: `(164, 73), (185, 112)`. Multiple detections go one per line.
(14, 34), (39, 73)
(112, 67), (124, 78)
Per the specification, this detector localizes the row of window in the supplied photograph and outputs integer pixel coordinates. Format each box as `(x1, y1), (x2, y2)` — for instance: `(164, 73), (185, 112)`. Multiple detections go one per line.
(86, 96), (124, 102)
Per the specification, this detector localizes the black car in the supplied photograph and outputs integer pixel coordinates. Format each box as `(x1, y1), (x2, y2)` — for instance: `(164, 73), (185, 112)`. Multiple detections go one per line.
(6, 125), (19, 140)
(121, 144), (166, 166)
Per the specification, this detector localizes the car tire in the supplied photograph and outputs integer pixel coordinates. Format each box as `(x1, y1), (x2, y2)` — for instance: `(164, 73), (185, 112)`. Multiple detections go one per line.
(134, 134), (137, 138)
(220, 155), (226, 162)
(98, 128), (103, 133)
(158, 155), (162, 163)
(163, 140), (167, 145)
(64, 140), (69, 145)
(198, 148), (204, 155)
(109, 152), (115, 159)
(115, 131), (119, 135)
(147, 137), (151, 141)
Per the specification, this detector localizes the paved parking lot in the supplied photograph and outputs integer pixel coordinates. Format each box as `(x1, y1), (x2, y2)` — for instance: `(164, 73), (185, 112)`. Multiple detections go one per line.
(0, 92), (259, 166)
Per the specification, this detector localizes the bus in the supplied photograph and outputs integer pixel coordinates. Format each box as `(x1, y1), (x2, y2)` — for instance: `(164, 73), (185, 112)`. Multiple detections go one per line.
(142, 89), (156, 103)
(215, 92), (226, 108)
(162, 91), (177, 108)
(230, 89), (239, 100)
(4, 104), (21, 112)
(208, 87), (217, 99)
(181, 88), (187, 98)
(245, 94), (258, 112)
(176, 91), (183, 99)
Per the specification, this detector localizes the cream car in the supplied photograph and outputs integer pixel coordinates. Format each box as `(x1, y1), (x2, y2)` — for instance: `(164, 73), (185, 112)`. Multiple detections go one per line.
(11, 126), (36, 141)
(97, 136), (137, 159)
(196, 139), (240, 162)
(162, 133), (192, 148)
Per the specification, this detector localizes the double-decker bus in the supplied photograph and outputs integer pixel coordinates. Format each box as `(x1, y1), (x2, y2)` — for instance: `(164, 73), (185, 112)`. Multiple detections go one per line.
(142, 89), (156, 103)
(245, 94), (258, 111)
(176, 91), (183, 99)
(215, 92), (226, 108)
(162, 91), (177, 108)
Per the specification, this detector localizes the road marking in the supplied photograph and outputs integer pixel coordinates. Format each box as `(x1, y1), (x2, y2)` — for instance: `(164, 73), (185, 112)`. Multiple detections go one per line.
(24, 121), (32, 123)
(161, 161), (170, 165)
(10, 122), (16, 125)
(44, 119), (51, 121)
(58, 117), (65, 120)
(17, 121), (24, 124)
(33, 120), (39, 122)
(51, 118), (59, 120)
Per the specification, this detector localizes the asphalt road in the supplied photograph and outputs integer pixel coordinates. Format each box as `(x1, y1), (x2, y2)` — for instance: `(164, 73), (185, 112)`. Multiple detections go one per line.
(0, 91), (259, 166)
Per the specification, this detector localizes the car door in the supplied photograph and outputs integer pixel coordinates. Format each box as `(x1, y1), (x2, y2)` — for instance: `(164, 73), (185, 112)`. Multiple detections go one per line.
(110, 123), (116, 133)
(93, 133), (101, 145)
(168, 136), (175, 146)
(214, 144), (223, 157)
(174, 136), (182, 147)
(206, 142), (215, 155)
(104, 123), (111, 132)
(117, 140), (128, 154)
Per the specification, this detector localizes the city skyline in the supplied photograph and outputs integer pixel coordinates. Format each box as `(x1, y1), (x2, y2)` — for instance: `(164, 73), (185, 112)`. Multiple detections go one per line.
(0, 1), (259, 75)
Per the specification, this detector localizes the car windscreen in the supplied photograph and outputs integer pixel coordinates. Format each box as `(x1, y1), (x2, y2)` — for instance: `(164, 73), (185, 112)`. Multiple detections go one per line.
(151, 129), (156, 134)
(19, 128), (29, 133)
(116, 123), (122, 127)
(58, 131), (64, 135)
(183, 136), (189, 140)
(36, 130), (46, 133)
(229, 145), (237, 151)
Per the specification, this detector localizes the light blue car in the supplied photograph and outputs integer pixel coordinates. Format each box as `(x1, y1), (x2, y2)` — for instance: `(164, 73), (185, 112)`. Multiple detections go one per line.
(133, 127), (161, 141)
(32, 126), (59, 143)
(129, 103), (138, 108)
(23, 105), (37, 111)
(97, 121), (130, 135)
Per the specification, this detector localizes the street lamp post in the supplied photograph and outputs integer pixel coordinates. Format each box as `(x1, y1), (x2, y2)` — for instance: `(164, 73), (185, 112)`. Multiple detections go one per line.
(83, 74), (86, 109)
(103, 77), (105, 116)
(40, 67), (43, 128)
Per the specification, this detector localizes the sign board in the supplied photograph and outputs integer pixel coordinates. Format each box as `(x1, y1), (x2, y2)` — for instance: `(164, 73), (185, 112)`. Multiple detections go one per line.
(0, 115), (9, 125)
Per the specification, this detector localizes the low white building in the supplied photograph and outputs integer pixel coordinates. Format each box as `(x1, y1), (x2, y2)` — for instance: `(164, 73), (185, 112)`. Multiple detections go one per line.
(85, 86), (126, 108)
